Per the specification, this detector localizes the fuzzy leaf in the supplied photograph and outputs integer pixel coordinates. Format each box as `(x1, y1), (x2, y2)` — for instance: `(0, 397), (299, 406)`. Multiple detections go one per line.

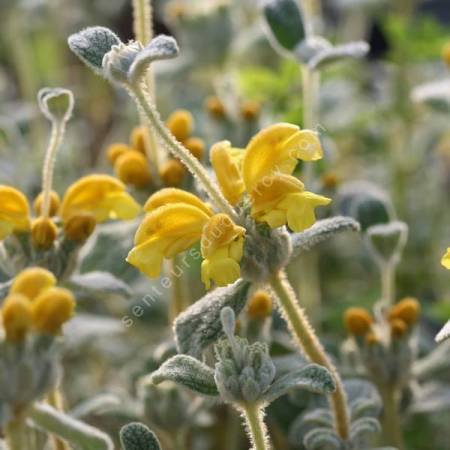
(151, 355), (219, 396)
(263, 0), (305, 52)
(350, 417), (380, 447)
(68, 27), (121, 74)
(263, 364), (335, 403)
(435, 319), (450, 343)
(128, 35), (179, 84)
(30, 403), (114, 450)
(70, 394), (122, 419)
(120, 423), (162, 450)
(303, 428), (344, 450)
(291, 216), (360, 259)
(67, 271), (132, 299)
(308, 41), (369, 70)
(350, 397), (382, 420)
(174, 279), (251, 357)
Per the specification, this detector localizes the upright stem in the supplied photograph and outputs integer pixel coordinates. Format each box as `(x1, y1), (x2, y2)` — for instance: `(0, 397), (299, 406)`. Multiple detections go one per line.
(132, 0), (162, 181)
(5, 416), (28, 450)
(380, 262), (395, 307)
(269, 270), (350, 441)
(241, 404), (270, 450)
(41, 119), (65, 218)
(380, 385), (405, 450)
(128, 84), (238, 220)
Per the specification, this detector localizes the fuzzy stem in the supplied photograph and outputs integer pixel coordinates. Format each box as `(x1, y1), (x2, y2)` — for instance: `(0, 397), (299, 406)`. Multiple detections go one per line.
(5, 416), (28, 450)
(128, 83), (238, 219)
(169, 255), (189, 322)
(380, 262), (395, 307)
(41, 119), (65, 218)
(241, 404), (270, 450)
(269, 270), (350, 441)
(132, 0), (162, 183)
(380, 385), (405, 450)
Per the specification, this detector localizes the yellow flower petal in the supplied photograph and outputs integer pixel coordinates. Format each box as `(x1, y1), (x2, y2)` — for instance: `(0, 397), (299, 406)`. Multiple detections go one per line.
(128, 203), (210, 278)
(0, 185), (31, 239)
(201, 256), (241, 290)
(250, 174), (330, 232)
(10, 267), (57, 301)
(201, 214), (245, 258)
(442, 248), (450, 270)
(242, 123), (323, 191)
(59, 174), (141, 222)
(144, 188), (213, 216)
(210, 141), (245, 206)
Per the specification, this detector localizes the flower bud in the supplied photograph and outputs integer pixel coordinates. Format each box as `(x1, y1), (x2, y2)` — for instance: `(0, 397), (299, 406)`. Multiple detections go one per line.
(166, 110), (193, 142)
(33, 191), (60, 217)
(390, 318), (407, 339)
(107, 143), (133, 164)
(130, 126), (148, 154)
(184, 137), (205, 160)
(32, 287), (76, 335)
(344, 307), (373, 336)
(63, 213), (96, 242)
(365, 332), (380, 346)
(159, 159), (186, 186)
(205, 96), (226, 119)
(31, 217), (58, 250)
(115, 150), (152, 188)
(388, 298), (420, 327)
(240, 100), (261, 121)
(442, 42), (450, 67)
(1, 294), (33, 342)
(10, 267), (57, 300)
(320, 172), (340, 190)
(247, 290), (273, 320)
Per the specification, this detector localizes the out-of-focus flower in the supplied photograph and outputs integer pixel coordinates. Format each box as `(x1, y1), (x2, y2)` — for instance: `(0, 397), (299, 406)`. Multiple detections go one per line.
(442, 248), (450, 269)
(0, 186), (31, 240)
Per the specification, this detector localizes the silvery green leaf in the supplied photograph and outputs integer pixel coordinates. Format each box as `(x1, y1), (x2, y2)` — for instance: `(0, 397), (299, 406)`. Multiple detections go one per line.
(30, 403), (114, 450)
(70, 394), (122, 419)
(174, 279), (251, 357)
(151, 355), (219, 396)
(413, 339), (450, 379)
(350, 417), (380, 447)
(289, 408), (333, 445)
(411, 80), (450, 112)
(291, 216), (360, 259)
(263, 364), (335, 403)
(336, 182), (394, 232)
(365, 221), (408, 266)
(66, 271), (132, 299)
(345, 379), (380, 406)
(350, 397), (382, 420)
(68, 27), (121, 74)
(294, 36), (332, 65)
(435, 319), (450, 343)
(410, 382), (450, 414)
(37, 87), (74, 123)
(308, 41), (369, 70)
(263, 0), (305, 53)
(128, 35), (179, 84)
(303, 428), (344, 450)
(120, 422), (162, 450)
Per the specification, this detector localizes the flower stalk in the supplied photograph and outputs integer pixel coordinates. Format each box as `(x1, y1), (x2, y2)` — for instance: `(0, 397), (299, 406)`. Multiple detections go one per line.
(380, 385), (405, 450)
(241, 403), (270, 450)
(269, 270), (350, 441)
(5, 416), (29, 450)
(128, 83), (238, 220)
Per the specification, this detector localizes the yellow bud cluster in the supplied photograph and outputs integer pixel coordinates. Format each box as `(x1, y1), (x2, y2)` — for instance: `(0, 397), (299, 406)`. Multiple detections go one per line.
(344, 307), (373, 337)
(247, 290), (273, 321)
(0, 267), (75, 342)
(388, 297), (421, 339)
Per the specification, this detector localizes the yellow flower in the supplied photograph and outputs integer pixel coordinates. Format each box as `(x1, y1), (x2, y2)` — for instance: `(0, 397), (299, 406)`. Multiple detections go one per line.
(59, 175), (141, 223)
(10, 267), (57, 300)
(250, 173), (330, 232)
(242, 123), (323, 192)
(201, 214), (246, 289)
(442, 248), (450, 269)
(210, 141), (245, 206)
(32, 287), (75, 335)
(0, 185), (31, 239)
(1, 294), (33, 342)
(127, 189), (213, 277)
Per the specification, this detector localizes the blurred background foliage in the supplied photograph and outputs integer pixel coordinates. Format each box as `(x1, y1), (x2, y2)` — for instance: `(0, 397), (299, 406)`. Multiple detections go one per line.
(0, 0), (450, 448)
